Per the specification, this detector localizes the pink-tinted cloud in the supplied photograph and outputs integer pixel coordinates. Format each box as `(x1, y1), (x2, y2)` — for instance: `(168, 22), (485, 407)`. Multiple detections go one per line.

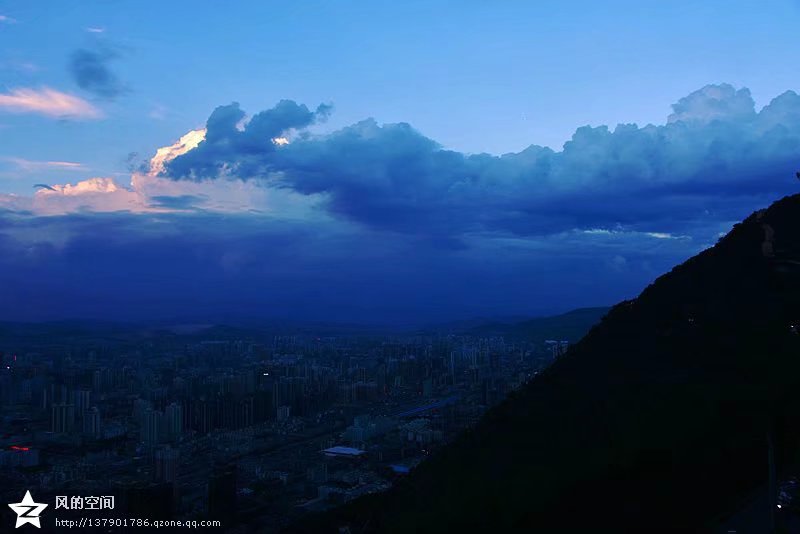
(0, 87), (102, 119)
(0, 128), (325, 217)
(32, 177), (142, 214)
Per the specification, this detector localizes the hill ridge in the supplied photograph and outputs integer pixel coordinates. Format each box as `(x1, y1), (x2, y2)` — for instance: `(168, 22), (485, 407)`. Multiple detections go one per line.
(301, 193), (800, 532)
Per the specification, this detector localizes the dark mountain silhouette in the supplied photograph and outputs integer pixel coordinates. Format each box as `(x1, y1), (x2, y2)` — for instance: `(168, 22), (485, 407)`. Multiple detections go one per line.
(296, 194), (800, 532)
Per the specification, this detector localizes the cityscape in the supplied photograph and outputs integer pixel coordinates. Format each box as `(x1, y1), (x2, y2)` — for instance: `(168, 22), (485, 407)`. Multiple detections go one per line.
(0, 318), (583, 531)
(3, 1), (800, 532)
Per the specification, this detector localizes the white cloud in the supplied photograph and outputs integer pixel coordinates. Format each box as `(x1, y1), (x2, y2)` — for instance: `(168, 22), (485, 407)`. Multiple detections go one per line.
(667, 84), (755, 124)
(645, 232), (683, 240)
(2, 128), (324, 217)
(0, 87), (102, 119)
(39, 177), (121, 196)
(31, 177), (142, 215)
(147, 129), (207, 176)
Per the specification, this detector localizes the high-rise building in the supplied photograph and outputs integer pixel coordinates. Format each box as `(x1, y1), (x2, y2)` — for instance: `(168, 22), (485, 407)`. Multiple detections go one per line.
(423, 378), (433, 397)
(277, 405), (291, 421)
(74, 389), (91, 416)
(163, 402), (183, 441)
(51, 403), (75, 434)
(154, 446), (179, 483)
(141, 409), (161, 445)
(82, 406), (101, 437)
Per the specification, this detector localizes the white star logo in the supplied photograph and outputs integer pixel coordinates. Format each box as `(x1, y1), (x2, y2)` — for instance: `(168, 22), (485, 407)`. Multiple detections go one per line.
(8, 491), (48, 528)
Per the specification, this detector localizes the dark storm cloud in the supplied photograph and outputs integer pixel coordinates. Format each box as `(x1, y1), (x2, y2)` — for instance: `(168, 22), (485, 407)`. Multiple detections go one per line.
(69, 46), (126, 99)
(166, 100), (331, 179)
(165, 84), (800, 239)
(0, 210), (690, 323)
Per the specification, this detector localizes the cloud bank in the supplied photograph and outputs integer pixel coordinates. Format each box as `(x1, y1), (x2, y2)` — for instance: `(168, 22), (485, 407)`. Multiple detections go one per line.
(1, 84), (798, 323)
(0, 209), (686, 324)
(165, 84), (800, 242)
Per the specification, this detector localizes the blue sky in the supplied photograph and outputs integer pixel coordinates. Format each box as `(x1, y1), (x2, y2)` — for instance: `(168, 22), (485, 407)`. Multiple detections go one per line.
(0, 1), (799, 324)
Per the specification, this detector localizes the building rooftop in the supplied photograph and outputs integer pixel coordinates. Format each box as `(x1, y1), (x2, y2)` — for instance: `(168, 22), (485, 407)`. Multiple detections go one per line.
(321, 446), (366, 457)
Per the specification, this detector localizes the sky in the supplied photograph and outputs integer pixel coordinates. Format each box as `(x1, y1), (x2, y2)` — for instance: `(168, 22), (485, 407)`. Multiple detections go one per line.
(0, 1), (799, 325)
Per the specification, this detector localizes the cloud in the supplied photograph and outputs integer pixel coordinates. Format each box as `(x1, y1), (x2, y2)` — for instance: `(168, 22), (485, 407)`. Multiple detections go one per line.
(668, 84), (755, 124)
(0, 87), (102, 119)
(2, 127), (322, 217)
(85, 27), (105, 34)
(166, 100), (331, 179)
(163, 84), (800, 242)
(2, 157), (87, 172)
(148, 128), (206, 175)
(0, 177), (144, 215)
(39, 177), (122, 196)
(148, 195), (207, 210)
(30, 177), (142, 214)
(0, 208), (681, 323)
(7, 82), (795, 243)
(1, 83), (799, 323)
(69, 46), (126, 99)
(0, 15), (17, 24)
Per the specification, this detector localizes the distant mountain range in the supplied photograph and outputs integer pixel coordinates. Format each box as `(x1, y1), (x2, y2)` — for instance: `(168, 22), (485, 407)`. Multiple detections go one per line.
(0, 308), (609, 346)
(298, 194), (800, 532)
(464, 307), (609, 341)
